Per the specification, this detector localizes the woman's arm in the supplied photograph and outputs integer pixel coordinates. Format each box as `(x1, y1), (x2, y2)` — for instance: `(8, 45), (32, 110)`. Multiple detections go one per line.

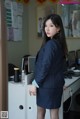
(35, 41), (55, 86)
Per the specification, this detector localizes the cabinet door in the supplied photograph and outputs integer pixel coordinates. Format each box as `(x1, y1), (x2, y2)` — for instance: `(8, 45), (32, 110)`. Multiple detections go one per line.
(8, 82), (26, 119)
(26, 85), (37, 119)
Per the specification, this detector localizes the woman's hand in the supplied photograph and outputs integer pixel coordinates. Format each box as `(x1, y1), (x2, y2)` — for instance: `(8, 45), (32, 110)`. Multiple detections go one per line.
(29, 85), (36, 96)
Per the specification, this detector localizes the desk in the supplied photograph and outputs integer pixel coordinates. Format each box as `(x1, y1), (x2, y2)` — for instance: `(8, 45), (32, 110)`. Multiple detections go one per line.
(59, 76), (80, 119)
(64, 77), (80, 102)
(8, 74), (80, 119)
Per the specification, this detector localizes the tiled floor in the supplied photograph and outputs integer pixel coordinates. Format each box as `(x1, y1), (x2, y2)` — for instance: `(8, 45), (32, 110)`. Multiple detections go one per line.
(64, 111), (80, 119)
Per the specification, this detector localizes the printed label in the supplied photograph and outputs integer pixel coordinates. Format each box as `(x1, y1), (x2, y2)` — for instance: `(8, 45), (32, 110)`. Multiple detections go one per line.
(0, 111), (8, 118)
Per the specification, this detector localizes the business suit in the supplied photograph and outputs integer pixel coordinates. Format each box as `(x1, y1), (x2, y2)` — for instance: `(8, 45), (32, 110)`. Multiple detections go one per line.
(34, 39), (65, 109)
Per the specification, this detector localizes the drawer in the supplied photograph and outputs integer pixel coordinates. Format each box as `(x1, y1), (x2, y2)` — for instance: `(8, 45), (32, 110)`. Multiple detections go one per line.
(70, 78), (80, 94)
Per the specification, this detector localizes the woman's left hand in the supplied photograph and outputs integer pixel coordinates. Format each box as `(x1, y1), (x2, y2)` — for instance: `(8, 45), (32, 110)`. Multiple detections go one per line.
(29, 85), (36, 96)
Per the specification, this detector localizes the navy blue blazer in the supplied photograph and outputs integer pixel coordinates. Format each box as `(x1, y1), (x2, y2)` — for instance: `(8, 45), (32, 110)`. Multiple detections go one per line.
(34, 39), (65, 88)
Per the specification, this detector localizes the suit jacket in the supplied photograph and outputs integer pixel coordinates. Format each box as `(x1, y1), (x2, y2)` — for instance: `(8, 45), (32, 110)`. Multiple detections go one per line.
(34, 39), (65, 88)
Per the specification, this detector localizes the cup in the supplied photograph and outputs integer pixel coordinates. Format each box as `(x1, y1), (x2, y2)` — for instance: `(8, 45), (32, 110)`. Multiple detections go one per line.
(14, 67), (20, 82)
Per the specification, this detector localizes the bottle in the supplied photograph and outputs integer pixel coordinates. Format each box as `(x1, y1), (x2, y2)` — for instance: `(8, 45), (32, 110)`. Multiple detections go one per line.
(21, 70), (25, 83)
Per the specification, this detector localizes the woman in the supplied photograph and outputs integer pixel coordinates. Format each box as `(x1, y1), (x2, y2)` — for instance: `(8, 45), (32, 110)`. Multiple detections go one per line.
(29, 14), (68, 119)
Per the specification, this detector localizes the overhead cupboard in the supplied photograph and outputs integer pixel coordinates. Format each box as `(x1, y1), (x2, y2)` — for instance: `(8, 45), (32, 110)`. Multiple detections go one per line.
(58, 4), (80, 38)
(37, 3), (80, 39)
(5, 0), (23, 41)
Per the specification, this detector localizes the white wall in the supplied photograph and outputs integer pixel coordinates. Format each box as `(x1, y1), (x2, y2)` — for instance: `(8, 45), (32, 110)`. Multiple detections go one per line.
(67, 38), (80, 51)
(7, 4), (29, 67)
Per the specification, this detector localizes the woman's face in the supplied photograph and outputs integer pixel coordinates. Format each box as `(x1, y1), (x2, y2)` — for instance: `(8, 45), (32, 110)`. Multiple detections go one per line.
(44, 19), (60, 38)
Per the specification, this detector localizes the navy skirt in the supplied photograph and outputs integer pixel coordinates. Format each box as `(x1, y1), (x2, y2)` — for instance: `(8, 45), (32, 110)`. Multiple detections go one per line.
(36, 87), (63, 109)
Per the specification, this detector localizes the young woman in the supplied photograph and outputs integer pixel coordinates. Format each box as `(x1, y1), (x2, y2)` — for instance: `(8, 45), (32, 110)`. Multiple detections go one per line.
(29, 14), (68, 119)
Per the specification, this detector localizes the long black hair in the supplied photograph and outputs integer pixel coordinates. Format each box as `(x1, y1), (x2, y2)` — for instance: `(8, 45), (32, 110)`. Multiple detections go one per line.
(42, 14), (68, 58)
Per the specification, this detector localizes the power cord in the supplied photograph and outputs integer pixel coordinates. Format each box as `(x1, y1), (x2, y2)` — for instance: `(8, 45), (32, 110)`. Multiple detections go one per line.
(63, 88), (73, 113)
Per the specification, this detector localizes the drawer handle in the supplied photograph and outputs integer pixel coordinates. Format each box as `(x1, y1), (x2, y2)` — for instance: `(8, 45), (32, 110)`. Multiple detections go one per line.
(69, 88), (73, 96)
(19, 105), (24, 110)
(70, 89), (73, 92)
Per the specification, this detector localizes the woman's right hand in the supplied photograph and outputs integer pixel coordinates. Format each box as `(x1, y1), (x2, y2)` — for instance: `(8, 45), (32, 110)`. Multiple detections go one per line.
(29, 85), (36, 96)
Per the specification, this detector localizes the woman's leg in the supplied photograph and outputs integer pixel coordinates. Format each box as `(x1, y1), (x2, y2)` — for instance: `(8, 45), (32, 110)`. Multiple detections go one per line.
(37, 106), (46, 119)
(50, 108), (59, 119)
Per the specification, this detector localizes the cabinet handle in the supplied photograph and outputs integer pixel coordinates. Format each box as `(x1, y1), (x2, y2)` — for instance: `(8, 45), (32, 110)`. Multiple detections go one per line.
(19, 105), (24, 110)
(69, 88), (73, 96)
